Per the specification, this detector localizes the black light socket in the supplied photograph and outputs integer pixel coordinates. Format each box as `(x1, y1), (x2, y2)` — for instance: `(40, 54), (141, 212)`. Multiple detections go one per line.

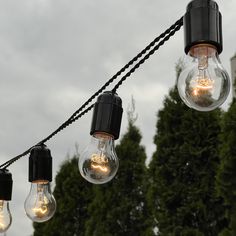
(0, 169), (13, 201)
(29, 144), (52, 182)
(184, 0), (223, 54)
(90, 91), (123, 140)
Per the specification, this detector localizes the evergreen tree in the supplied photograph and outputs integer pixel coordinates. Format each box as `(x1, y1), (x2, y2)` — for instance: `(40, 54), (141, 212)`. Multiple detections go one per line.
(33, 156), (93, 236)
(216, 96), (236, 235)
(147, 64), (226, 235)
(85, 111), (148, 236)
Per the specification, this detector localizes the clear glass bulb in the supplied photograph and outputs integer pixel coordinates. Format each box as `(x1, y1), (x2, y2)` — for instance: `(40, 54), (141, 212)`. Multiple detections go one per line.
(79, 132), (119, 184)
(24, 181), (56, 223)
(0, 200), (12, 233)
(177, 44), (230, 111)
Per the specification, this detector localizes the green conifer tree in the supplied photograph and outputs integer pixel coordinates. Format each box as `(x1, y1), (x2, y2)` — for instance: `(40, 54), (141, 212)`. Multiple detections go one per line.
(85, 107), (148, 236)
(147, 63), (226, 235)
(216, 96), (236, 235)
(33, 156), (93, 236)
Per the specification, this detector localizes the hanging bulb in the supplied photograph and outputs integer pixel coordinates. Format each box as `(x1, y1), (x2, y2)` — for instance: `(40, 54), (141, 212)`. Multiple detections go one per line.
(79, 91), (123, 184)
(0, 169), (13, 233)
(177, 44), (230, 111)
(24, 181), (56, 222)
(0, 200), (12, 233)
(79, 132), (119, 184)
(25, 145), (56, 222)
(179, 0), (231, 111)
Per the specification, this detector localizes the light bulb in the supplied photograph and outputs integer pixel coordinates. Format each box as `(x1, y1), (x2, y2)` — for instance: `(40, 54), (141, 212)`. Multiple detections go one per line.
(177, 44), (230, 111)
(0, 200), (12, 233)
(79, 133), (119, 184)
(24, 181), (56, 223)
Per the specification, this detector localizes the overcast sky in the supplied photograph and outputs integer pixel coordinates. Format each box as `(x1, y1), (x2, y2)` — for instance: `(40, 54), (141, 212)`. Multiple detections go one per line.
(0, 0), (235, 235)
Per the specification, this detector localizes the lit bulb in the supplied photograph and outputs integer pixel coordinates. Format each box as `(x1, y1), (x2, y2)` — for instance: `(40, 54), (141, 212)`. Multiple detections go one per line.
(0, 200), (12, 233)
(79, 133), (119, 184)
(24, 181), (56, 222)
(177, 44), (230, 111)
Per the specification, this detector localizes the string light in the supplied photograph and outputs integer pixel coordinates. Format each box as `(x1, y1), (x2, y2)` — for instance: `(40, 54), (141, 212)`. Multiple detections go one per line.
(0, 170), (12, 233)
(79, 91), (123, 184)
(177, 0), (230, 111)
(0, 0), (230, 232)
(24, 145), (56, 223)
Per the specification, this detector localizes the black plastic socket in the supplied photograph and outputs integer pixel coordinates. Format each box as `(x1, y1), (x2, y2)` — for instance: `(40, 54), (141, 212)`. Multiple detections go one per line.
(29, 145), (52, 182)
(90, 91), (123, 140)
(184, 0), (222, 54)
(0, 169), (13, 201)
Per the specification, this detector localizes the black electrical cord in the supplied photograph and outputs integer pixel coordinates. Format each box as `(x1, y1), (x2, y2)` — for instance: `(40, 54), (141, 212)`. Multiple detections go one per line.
(0, 104), (95, 169)
(0, 16), (183, 170)
(112, 17), (183, 93)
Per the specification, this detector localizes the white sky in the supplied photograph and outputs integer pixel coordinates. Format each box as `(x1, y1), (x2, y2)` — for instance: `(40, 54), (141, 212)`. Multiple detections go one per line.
(0, 0), (235, 235)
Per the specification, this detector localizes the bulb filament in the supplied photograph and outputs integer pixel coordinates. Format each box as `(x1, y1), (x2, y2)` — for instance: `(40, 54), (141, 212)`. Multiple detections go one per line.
(33, 204), (48, 218)
(196, 77), (213, 90)
(91, 153), (110, 173)
(192, 69), (214, 97)
(32, 185), (49, 218)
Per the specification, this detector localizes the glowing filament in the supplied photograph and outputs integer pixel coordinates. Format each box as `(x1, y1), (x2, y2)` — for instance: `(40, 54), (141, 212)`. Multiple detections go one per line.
(91, 164), (109, 172)
(0, 214), (5, 230)
(191, 75), (214, 97)
(91, 153), (110, 173)
(32, 188), (49, 218)
(0, 223), (5, 231)
(33, 204), (48, 218)
(196, 77), (214, 90)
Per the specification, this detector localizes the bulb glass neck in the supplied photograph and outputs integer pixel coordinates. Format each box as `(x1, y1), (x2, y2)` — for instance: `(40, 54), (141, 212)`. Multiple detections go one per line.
(93, 132), (114, 140)
(91, 132), (115, 153)
(30, 182), (51, 192)
(189, 44), (217, 58)
(32, 180), (49, 184)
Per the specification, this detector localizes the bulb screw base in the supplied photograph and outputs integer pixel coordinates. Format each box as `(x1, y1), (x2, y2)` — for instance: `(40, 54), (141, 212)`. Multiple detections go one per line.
(29, 144), (52, 182)
(184, 0), (223, 54)
(90, 91), (123, 140)
(0, 169), (13, 201)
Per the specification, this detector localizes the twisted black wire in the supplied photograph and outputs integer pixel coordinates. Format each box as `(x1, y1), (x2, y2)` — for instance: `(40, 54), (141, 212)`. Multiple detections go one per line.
(0, 104), (94, 170)
(112, 18), (183, 92)
(39, 16), (183, 146)
(16, 17), (183, 150)
(0, 16), (183, 169)
(57, 16), (184, 123)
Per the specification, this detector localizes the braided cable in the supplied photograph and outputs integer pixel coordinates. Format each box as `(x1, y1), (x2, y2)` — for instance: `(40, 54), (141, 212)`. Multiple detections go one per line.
(112, 18), (183, 92)
(58, 16), (184, 123)
(0, 104), (94, 170)
(0, 16), (183, 169)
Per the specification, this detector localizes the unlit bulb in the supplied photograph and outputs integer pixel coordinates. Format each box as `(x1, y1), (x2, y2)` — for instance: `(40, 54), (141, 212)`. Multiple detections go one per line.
(177, 44), (230, 111)
(79, 133), (119, 184)
(0, 200), (12, 233)
(24, 181), (56, 222)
